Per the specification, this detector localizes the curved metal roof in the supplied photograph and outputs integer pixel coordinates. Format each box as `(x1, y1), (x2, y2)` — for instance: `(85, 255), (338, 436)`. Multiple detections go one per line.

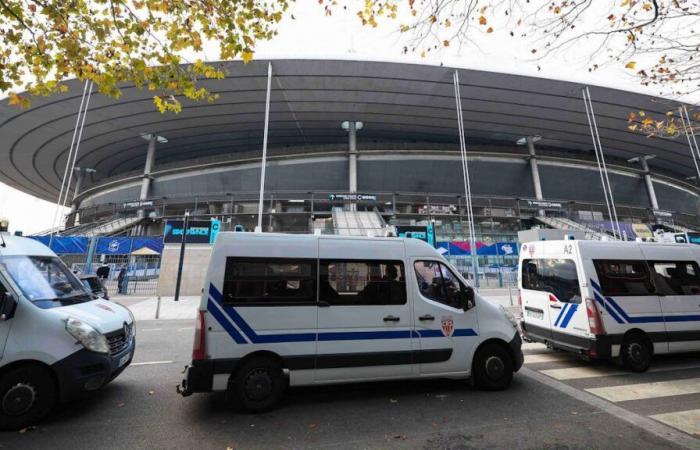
(0, 58), (696, 202)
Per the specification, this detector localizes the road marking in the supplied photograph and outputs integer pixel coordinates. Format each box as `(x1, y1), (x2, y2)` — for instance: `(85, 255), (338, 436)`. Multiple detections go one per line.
(541, 361), (700, 380)
(178, 327), (194, 331)
(651, 410), (700, 437)
(130, 360), (174, 366)
(520, 368), (700, 449)
(141, 328), (162, 332)
(525, 353), (577, 364)
(586, 378), (700, 402)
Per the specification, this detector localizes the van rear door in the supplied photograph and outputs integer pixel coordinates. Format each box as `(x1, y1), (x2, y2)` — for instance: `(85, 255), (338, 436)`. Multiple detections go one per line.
(520, 258), (554, 341)
(315, 239), (413, 382)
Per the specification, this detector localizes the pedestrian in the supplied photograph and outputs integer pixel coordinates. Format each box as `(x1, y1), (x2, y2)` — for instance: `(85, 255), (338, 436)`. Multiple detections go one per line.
(117, 265), (127, 294)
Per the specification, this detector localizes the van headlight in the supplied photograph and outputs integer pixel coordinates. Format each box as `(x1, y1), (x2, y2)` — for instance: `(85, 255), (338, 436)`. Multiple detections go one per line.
(500, 305), (519, 329)
(65, 317), (110, 354)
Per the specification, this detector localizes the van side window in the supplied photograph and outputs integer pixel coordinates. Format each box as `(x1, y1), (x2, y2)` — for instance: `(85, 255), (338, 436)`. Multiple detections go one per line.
(521, 259), (581, 303)
(414, 261), (472, 309)
(592, 260), (655, 296)
(319, 260), (406, 306)
(649, 261), (700, 296)
(222, 258), (317, 306)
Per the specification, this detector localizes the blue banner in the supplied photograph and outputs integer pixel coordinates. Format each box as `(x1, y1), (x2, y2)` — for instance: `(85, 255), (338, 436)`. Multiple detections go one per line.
(29, 236), (163, 255)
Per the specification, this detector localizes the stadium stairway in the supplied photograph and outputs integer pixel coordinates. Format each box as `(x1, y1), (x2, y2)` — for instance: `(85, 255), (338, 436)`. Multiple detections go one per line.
(332, 208), (386, 236)
(535, 216), (607, 240)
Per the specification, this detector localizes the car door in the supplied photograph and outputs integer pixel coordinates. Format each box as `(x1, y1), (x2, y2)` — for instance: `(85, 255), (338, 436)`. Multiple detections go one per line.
(315, 238), (413, 382)
(0, 278), (13, 360)
(520, 259), (554, 341)
(411, 259), (478, 375)
(645, 254), (700, 353)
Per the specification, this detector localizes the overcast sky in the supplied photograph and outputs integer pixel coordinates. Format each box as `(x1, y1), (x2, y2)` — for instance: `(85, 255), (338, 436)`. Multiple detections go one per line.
(1, 2), (696, 234)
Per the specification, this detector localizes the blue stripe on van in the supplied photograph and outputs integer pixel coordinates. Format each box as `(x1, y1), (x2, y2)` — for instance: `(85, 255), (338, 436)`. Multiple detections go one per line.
(590, 278), (700, 324)
(207, 299), (248, 344)
(207, 284), (478, 344)
(593, 291), (625, 324)
(559, 304), (578, 328)
(553, 304), (568, 327)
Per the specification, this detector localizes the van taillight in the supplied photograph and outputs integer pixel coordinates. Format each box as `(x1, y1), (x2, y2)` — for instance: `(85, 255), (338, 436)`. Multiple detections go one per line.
(192, 310), (207, 361)
(517, 293), (522, 307)
(585, 298), (605, 335)
(548, 294), (559, 303)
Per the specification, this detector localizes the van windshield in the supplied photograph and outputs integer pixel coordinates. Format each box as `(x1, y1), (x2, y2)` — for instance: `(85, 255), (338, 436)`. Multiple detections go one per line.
(0, 256), (92, 307)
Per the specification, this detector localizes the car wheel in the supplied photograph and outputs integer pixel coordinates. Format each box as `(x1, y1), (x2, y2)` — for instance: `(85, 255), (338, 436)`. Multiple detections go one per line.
(0, 364), (57, 431)
(473, 343), (514, 390)
(228, 356), (285, 413)
(621, 333), (652, 372)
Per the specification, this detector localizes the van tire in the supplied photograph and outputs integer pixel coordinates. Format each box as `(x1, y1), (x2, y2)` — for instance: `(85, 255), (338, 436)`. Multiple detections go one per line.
(0, 364), (57, 431)
(621, 333), (652, 372)
(228, 356), (285, 413)
(472, 343), (513, 390)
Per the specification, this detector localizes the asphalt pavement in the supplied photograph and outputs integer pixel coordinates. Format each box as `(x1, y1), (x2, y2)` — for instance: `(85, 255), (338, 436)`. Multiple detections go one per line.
(2, 319), (698, 450)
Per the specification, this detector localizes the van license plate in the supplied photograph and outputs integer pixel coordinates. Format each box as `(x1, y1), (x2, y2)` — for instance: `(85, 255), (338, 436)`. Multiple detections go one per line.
(527, 310), (544, 320)
(118, 354), (130, 367)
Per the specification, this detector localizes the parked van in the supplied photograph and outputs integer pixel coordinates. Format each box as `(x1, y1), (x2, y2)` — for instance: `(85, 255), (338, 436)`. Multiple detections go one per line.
(179, 233), (522, 411)
(0, 234), (135, 430)
(519, 239), (700, 371)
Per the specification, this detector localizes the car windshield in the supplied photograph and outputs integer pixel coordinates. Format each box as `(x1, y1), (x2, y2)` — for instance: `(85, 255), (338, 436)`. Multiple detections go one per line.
(0, 255), (90, 303)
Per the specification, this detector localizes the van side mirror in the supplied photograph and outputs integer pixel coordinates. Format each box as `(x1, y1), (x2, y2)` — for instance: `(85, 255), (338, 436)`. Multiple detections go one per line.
(0, 292), (17, 321)
(461, 286), (475, 311)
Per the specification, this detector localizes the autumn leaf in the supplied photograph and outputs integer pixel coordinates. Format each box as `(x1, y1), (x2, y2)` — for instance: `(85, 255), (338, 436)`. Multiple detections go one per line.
(486, 27), (493, 33)
(478, 15), (487, 25)
(625, 61), (637, 69)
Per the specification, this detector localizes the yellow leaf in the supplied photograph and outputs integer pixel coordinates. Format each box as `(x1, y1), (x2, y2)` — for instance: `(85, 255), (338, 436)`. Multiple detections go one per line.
(625, 61), (636, 69)
(241, 50), (254, 63)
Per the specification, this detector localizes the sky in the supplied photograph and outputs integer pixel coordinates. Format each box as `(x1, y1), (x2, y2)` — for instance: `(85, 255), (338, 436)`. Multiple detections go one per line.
(1, 1), (696, 234)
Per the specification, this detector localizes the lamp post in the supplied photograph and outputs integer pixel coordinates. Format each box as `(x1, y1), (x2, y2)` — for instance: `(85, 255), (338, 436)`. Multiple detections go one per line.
(174, 211), (190, 302)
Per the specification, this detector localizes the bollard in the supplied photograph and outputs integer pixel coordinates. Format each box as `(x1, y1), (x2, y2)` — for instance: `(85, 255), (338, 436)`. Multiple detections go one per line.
(155, 296), (162, 319)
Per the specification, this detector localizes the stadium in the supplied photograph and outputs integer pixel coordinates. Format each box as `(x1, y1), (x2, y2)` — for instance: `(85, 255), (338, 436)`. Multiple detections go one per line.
(1, 59), (699, 291)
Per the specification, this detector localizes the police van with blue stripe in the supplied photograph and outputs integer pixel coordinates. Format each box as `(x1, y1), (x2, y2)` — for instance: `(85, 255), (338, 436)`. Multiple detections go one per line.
(519, 239), (700, 371)
(178, 233), (523, 411)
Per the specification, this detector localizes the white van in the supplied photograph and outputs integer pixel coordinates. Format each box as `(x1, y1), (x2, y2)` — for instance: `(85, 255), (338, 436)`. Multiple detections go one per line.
(179, 233), (522, 411)
(0, 234), (135, 430)
(519, 239), (700, 371)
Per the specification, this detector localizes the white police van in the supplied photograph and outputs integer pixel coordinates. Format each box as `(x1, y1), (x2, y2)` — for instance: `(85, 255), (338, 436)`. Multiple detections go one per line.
(0, 234), (135, 430)
(179, 233), (522, 411)
(519, 239), (700, 371)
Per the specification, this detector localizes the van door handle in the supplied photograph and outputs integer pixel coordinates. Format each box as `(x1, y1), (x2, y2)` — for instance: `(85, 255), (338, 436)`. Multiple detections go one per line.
(383, 315), (400, 322)
(419, 315), (435, 321)
(550, 304), (562, 309)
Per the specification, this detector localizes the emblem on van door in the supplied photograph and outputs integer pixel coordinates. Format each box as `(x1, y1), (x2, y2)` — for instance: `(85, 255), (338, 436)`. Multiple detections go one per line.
(441, 317), (454, 337)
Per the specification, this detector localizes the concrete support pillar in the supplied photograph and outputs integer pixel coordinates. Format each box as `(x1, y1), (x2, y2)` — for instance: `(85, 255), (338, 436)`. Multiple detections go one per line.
(140, 135), (157, 203)
(639, 157), (660, 211)
(348, 121), (358, 193)
(527, 136), (545, 216)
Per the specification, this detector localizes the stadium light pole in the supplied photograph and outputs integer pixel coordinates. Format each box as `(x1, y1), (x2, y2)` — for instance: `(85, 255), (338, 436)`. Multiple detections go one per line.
(679, 106), (700, 184)
(453, 70), (479, 288)
(628, 155), (659, 212)
(256, 62), (273, 233)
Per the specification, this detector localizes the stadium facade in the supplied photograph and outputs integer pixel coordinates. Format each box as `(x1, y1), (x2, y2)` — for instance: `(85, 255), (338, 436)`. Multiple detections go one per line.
(1, 59), (699, 250)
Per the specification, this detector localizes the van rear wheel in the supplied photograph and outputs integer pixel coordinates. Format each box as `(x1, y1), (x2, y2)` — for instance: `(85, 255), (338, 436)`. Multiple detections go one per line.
(473, 343), (513, 390)
(0, 364), (57, 431)
(621, 334), (652, 372)
(228, 356), (285, 413)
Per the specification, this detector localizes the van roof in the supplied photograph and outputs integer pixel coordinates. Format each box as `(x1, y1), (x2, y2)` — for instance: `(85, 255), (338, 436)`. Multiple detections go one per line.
(533, 239), (696, 250)
(215, 232), (439, 255)
(0, 234), (55, 257)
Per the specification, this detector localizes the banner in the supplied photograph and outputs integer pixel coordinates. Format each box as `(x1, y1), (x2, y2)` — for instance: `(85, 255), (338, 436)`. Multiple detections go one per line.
(163, 219), (221, 244)
(436, 241), (519, 256)
(29, 236), (163, 255)
(30, 236), (89, 254)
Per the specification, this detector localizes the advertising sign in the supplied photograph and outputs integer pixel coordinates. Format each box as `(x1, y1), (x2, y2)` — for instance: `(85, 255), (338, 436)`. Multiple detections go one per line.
(164, 219), (221, 244)
(328, 193), (378, 201)
(395, 225), (435, 246)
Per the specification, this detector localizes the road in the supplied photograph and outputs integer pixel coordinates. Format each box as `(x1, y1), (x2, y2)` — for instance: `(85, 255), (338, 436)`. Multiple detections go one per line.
(2, 319), (699, 449)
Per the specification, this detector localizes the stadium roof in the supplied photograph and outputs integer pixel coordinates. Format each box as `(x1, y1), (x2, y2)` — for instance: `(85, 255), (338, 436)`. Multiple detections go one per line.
(0, 58), (697, 202)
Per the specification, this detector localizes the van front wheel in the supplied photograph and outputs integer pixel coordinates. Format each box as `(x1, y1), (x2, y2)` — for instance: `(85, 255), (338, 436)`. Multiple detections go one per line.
(472, 343), (513, 390)
(228, 356), (285, 413)
(0, 364), (57, 431)
(621, 334), (652, 372)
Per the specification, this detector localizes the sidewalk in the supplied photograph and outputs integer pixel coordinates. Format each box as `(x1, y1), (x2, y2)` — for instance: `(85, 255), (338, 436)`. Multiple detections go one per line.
(124, 296), (200, 321)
